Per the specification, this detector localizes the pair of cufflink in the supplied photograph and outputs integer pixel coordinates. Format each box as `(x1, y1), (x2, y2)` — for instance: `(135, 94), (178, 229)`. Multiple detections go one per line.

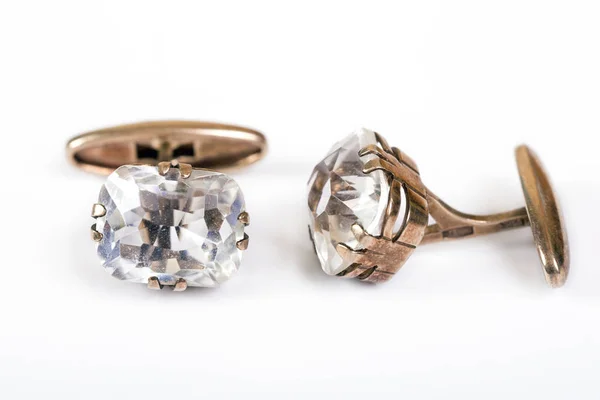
(67, 121), (568, 291)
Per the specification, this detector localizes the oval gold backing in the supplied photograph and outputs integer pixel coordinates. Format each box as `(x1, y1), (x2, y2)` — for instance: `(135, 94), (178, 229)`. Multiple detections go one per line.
(516, 145), (570, 288)
(66, 120), (267, 175)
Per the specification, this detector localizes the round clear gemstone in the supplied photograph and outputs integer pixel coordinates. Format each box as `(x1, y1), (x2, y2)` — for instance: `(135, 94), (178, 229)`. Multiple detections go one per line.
(95, 165), (246, 287)
(307, 129), (390, 275)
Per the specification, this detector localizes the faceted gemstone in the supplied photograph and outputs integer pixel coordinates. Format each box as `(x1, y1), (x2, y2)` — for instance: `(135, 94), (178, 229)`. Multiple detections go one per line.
(307, 129), (390, 275)
(95, 165), (246, 287)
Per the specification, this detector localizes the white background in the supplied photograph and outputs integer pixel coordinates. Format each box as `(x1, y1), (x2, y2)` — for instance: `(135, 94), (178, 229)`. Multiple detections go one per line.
(1, 1), (599, 399)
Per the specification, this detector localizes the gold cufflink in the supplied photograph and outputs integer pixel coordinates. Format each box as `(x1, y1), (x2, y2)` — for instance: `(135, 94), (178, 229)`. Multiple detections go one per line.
(307, 128), (569, 288)
(67, 120), (266, 290)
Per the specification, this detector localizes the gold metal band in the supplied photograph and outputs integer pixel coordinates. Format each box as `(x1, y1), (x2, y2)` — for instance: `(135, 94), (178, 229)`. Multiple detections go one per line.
(66, 120), (267, 175)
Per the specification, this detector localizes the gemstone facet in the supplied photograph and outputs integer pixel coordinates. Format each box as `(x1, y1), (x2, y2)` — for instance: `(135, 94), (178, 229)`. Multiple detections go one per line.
(307, 129), (391, 275)
(94, 165), (246, 287)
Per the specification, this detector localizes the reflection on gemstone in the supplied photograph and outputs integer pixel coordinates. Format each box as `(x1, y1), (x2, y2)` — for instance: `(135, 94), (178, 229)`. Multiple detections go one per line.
(95, 165), (246, 287)
(307, 129), (390, 275)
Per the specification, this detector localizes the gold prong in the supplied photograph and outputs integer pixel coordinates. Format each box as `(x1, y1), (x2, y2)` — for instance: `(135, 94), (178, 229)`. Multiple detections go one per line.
(382, 179), (402, 240)
(179, 163), (192, 178)
(337, 263), (369, 279)
(148, 277), (162, 290)
(238, 211), (250, 226)
(157, 160), (192, 178)
(359, 144), (402, 167)
(374, 132), (393, 153)
(157, 161), (171, 175)
(351, 223), (370, 243)
(173, 278), (187, 292)
(336, 242), (357, 259)
(363, 157), (401, 176)
(91, 224), (103, 241)
(91, 203), (106, 218)
(236, 233), (249, 250)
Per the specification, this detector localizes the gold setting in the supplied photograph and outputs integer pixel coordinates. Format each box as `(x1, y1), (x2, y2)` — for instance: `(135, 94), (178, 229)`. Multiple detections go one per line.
(147, 276), (162, 290)
(90, 160), (252, 292)
(70, 120), (264, 292)
(310, 132), (570, 288)
(238, 211), (250, 226)
(173, 278), (188, 292)
(327, 133), (427, 283)
(90, 203), (106, 242)
(236, 234), (250, 251)
(157, 159), (193, 178)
